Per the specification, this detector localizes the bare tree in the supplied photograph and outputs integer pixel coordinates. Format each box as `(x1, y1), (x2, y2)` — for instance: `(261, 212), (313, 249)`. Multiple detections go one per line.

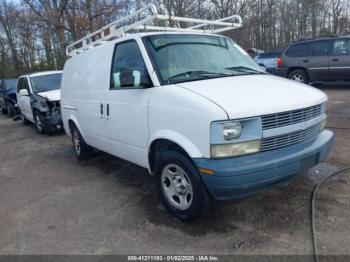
(0, 0), (349, 77)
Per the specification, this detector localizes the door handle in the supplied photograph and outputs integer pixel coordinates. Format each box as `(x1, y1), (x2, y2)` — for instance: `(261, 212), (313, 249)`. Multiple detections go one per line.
(302, 60), (309, 63)
(106, 104), (109, 117)
(100, 103), (103, 119)
(332, 58), (339, 62)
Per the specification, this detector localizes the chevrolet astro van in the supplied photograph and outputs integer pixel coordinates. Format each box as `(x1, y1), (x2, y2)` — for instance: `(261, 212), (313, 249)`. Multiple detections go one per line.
(61, 8), (334, 221)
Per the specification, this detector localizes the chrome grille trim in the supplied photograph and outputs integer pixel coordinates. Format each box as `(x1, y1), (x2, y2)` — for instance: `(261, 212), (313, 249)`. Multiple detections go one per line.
(261, 124), (320, 152)
(261, 104), (324, 130)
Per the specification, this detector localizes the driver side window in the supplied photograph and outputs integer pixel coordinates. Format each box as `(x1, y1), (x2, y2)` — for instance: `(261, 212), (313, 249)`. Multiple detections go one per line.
(110, 40), (152, 89)
(17, 78), (30, 93)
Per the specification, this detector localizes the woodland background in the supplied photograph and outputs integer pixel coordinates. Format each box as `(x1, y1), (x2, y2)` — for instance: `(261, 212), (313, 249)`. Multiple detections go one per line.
(0, 0), (349, 78)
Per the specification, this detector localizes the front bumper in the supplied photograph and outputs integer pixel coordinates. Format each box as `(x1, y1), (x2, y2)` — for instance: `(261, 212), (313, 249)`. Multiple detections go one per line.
(193, 130), (334, 200)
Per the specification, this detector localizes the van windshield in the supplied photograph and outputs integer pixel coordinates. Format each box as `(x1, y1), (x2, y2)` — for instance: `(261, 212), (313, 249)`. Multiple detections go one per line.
(30, 73), (62, 93)
(143, 34), (264, 84)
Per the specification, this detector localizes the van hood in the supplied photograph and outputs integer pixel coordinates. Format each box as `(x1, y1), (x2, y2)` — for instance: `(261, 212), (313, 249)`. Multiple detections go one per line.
(176, 74), (327, 119)
(37, 89), (61, 102)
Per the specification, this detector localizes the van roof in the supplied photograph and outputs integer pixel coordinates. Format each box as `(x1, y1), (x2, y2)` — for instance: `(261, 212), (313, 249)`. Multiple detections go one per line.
(21, 70), (62, 78)
(66, 32), (233, 59)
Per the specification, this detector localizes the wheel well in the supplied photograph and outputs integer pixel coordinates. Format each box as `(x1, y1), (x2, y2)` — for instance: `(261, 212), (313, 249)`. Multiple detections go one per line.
(287, 67), (309, 78)
(68, 119), (76, 133)
(148, 139), (191, 174)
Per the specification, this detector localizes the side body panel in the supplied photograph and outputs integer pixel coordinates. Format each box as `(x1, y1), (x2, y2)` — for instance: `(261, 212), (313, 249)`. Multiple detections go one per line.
(304, 40), (330, 81)
(17, 76), (34, 122)
(62, 44), (113, 151)
(329, 38), (350, 81)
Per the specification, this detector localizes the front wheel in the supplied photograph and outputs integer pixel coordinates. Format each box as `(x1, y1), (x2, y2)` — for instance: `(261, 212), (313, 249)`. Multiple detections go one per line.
(288, 69), (309, 84)
(71, 125), (93, 161)
(155, 151), (213, 222)
(34, 111), (46, 134)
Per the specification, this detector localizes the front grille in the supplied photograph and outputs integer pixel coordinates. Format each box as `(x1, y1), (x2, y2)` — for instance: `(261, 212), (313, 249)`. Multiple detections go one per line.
(261, 104), (324, 130)
(261, 124), (320, 152)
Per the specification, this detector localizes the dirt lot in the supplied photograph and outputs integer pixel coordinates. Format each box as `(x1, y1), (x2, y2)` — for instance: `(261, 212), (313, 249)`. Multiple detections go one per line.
(0, 86), (349, 256)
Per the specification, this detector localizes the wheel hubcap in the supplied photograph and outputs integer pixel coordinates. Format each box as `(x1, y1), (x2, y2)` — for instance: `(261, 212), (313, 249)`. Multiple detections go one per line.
(161, 164), (193, 210)
(291, 73), (304, 82)
(35, 115), (42, 131)
(73, 131), (81, 155)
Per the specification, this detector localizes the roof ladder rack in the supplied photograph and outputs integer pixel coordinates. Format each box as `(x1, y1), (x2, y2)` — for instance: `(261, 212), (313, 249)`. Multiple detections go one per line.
(66, 4), (243, 57)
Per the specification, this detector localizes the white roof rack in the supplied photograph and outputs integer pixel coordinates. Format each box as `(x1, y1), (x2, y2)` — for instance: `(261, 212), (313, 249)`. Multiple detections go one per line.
(66, 4), (243, 57)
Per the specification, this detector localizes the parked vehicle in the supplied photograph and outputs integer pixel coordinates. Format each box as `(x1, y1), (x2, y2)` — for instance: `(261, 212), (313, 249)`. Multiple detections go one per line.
(0, 79), (19, 118)
(276, 36), (350, 84)
(254, 51), (281, 73)
(247, 48), (264, 58)
(16, 71), (63, 135)
(61, 5), (334, 221)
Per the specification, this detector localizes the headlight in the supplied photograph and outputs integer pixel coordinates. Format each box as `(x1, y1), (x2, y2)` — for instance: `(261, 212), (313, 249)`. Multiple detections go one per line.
(223, 121), (242, 140)
(320, 118), (327, 131)
(211, 140), (261, 159)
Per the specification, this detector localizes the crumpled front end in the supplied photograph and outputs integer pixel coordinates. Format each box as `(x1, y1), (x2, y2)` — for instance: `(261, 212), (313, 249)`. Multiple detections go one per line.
(42, 100), (63, 132)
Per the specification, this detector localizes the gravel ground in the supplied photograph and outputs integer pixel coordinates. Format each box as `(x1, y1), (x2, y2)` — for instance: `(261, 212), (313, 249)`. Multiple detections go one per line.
(0, 86), (349, 256)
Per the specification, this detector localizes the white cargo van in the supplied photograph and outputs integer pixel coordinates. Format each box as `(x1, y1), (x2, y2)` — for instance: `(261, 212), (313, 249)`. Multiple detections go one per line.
(61, 5), (334, 221)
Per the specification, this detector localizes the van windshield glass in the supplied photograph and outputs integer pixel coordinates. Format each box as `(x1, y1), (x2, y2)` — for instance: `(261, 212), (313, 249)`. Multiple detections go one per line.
(143, 34), (264, 84)
(31, 73), (62, 93)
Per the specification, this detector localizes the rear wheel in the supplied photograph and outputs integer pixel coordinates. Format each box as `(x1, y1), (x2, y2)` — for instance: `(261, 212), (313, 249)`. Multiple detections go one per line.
(155, 150), (213, 222)
(288, 69), (309, 84)
(71, 124), (93, 161)
(7, 104), (15, 118)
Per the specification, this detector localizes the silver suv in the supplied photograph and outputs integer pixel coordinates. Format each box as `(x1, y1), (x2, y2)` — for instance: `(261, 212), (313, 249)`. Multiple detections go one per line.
(276, 36), (350, 84)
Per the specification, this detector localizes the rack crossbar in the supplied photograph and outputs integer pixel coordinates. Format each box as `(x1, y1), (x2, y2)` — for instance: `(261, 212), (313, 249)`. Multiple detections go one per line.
(66, 4), (243, 57)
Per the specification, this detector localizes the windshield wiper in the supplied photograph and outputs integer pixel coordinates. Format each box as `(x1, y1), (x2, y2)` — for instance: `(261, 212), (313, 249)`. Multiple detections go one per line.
(225, 66), (265, 74)
(168, 70), (232, 83)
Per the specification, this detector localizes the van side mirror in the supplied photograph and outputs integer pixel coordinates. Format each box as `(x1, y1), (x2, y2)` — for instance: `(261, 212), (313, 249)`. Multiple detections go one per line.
(19, 89), (29, 96)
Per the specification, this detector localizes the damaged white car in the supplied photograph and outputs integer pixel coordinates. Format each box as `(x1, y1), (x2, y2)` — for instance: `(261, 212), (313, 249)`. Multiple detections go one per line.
(16, 71), (63, 135)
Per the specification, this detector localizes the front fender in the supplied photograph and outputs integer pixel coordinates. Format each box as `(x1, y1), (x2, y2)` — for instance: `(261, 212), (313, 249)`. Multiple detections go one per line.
(64, 114), (87, 141)
(148, 130), (203, 159)
(31, 94), (49, 113)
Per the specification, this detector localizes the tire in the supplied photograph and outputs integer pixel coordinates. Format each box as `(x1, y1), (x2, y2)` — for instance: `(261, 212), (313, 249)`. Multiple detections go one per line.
(34, 111), (56, 135)
(1, 107), (7, 114)
(34, 111), (47, 134)
(7, 104), (15, 118)
(288, 69), (309, 84)
(155, 150), (213, 222)
(71, 124), (93, 161)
